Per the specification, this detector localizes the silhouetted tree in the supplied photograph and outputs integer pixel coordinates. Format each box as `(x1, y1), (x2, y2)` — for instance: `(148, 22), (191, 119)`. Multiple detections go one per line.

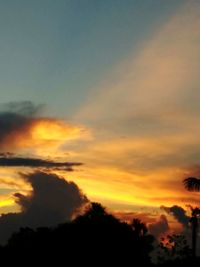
(131, 218), (148, 236)
(155, 234), (192, 265)
(183, 178), (200, 258)
(189, 208), (200, 258)
(183, 177), (200, 192)
(1, 202), (155, 266)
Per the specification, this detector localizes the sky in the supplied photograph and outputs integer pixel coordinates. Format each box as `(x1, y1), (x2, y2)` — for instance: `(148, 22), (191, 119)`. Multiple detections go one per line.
(0, 0), (200, 241)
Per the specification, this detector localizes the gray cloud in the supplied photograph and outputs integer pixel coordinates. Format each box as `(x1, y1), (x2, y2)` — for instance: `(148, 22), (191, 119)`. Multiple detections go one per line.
(148, 215), (169, 237)
(0, 112), (31, 146)
(0, 101), (43, 116)
(161, 205), (189, 227)
(0, 155), (82, 171)
(0, 101), (42, 150)
(0, 171), (88, 244)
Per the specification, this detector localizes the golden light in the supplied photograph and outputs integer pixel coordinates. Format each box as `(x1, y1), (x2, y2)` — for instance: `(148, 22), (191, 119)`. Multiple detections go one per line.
(31, 119), (82, 142)
(8, 118), (89, 155)
(0, 198), (15, 208)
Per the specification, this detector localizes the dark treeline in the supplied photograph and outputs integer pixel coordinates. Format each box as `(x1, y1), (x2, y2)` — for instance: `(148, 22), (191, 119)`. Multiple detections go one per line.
(0, 202), (199, 266)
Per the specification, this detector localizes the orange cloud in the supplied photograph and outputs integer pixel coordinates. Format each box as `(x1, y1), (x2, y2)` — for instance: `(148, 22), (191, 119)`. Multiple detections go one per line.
(3, 118), (87, 152)
(0, 101), (90, 155)
(15, 118), (89, 155)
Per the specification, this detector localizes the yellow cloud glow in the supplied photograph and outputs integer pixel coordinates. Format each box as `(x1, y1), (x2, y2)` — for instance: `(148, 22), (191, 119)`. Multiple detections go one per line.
(31, 119), (82, 142)
(0, 198), (15, 208)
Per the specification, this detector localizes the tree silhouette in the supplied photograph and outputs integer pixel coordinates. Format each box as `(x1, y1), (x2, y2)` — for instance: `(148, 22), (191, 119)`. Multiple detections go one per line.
(131, 218), (148, 236)
(74, 202), (107, 221)
(1, 201), (200, 266)
(156, 234), (192, 264)
(1, 202), (155, 266)
(189, 208), (200, 258)
(183, 178), (200, 258)
(183, 177), (200, 191)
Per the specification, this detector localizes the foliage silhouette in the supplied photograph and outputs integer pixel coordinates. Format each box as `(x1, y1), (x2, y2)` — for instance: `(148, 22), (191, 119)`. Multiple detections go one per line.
(0, 202), (199, 266)
(183, 177), (200, 258)
(183, 177), (200, 192)
(189, 207), (200, 258)
(156, 234), (192, 263)
(0, 202), (155, 266)
(131, 218), (148, 236)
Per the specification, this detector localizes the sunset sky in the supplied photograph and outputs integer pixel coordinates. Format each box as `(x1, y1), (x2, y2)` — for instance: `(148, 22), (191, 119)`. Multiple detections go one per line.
(0, 0), (200, 238)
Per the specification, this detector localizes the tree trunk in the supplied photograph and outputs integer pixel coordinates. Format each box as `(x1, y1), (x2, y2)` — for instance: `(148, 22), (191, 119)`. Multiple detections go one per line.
(191, 216), (198, 258)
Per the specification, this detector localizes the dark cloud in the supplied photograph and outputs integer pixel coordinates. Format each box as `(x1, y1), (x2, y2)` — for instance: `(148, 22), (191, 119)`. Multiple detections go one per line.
(0, 101), (43, 116)
(0, 155), (82, 171)
(0, 171), (88, 244)
(148, 215), (169, 237)
(0, 112), (32, 147)
(161, 205), (189, 227)
(0, 101), (42, 150)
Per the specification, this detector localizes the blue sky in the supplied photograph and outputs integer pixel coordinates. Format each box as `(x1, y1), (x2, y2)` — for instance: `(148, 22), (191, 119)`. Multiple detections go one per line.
(0, 0), (184, 116)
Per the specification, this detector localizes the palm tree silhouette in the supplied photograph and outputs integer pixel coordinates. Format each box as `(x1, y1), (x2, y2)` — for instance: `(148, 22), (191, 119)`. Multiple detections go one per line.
(189, 208), (200, 258)
(183, 177), (200, 258)
(183, 177), (200, 191)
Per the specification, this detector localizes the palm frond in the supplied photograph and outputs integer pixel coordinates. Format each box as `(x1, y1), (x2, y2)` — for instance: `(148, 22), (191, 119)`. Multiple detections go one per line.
(183, 177), (200, 192)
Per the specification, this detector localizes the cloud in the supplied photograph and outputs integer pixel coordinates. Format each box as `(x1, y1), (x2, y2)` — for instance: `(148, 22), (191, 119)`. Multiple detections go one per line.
(148, 215), (169, 238)
(0, 155), (82, 171)
(0, 101), (88, 153)
(0, 101), (43, 116)
(0, 171), (88, 244)
(77, 2), (200, 125)
(0, 111), (32, 149)
(161, 205), (189, 228)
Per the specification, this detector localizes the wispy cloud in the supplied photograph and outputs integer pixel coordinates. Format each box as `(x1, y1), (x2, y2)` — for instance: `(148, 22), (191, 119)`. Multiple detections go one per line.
(69, 1), (200, 208)
(77, 2), (200, 125)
